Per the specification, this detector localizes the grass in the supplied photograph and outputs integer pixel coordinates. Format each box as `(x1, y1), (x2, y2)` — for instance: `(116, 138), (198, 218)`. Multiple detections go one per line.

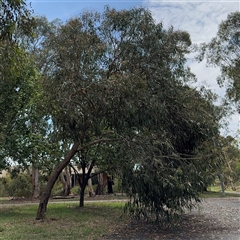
(0, 193), (127, 204)
(0, 201), (128, 240)
(202, 182), (240, 198)
(201, 191), (240, 198)
(0, 191), (239, 240)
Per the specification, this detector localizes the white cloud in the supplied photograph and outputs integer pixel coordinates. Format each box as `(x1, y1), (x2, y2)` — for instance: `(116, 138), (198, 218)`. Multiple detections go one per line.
(145, 1), (238, 43)
(144, 0), (239, 136)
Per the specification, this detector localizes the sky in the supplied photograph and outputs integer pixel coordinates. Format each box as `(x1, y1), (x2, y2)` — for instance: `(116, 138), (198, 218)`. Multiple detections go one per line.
(26, 0), (240, 138)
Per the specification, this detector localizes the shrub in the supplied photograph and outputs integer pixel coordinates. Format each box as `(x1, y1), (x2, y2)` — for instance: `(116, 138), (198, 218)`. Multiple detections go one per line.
(3, 173), (32, 198)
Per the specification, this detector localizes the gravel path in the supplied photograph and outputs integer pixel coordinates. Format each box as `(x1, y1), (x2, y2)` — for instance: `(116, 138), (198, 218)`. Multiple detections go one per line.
(102, 197), (240, 240)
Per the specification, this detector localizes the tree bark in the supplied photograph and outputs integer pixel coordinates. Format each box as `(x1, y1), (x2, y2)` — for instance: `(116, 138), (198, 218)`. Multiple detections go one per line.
(36, 141), (80, 220)
(79, 187), (85, 207)
(32, 165), (40, 199)
(65, 166), (72, 194)
(226, 160), (236, 191)
(107, 176), (113, 194)
(87, 178), (95, 197)
(96, 173), (105, 195)
(79, 161), (95, 207)
(60, 167), (71, 196)
(228, 175), (236, 191)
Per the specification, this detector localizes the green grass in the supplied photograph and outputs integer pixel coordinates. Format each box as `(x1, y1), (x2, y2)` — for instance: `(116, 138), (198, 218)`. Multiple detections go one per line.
(201, 191), (240, 198)
(203, 182), (240, 198)
(0, 202), (128, 240)
(208, 180), (240, 193)
(1, 191), (239, 240)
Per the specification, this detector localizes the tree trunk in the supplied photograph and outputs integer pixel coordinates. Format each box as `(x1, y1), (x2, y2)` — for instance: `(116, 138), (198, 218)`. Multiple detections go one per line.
(60, 172), (68, 196)
(107, 176), (113, 194)
(32, 165), (40, 199)
(95, 173), (107, 195)
(79, 173), (89, 207)
(60, 167), (71, 196)
(226, 160), (236, 191)
(66, 167), (72, 194)
(79, 187), (85, 207)
(218, 171), (225, 197)
(228, 175), (236, 191)
(79, 161), (95, 207)
(36, 141), (80, 220)
(88, 178), (95, 197)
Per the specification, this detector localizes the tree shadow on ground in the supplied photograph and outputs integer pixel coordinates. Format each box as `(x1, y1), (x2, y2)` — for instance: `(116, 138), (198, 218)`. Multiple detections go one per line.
(102, 208), (239, 240)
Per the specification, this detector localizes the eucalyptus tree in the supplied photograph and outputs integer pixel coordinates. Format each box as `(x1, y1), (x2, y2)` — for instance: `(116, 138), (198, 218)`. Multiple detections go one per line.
(0, 1), (57, 199)
(0, 0), (37, 170)
(36, 7), (221, 221)
(36, 12), (113, 219)
(123, 86), (221, 225)
(99, 8), (221, 223)
(0, 0), (34, 41)
(198, 11), (240, 112)
(218, 135), (240, 190)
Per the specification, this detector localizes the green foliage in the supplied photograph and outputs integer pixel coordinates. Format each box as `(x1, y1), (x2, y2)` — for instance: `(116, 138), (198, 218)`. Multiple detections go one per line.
(50, 179), (65, 196)
(0, 2), (60, 198)
(70, 185), (80, 195)
(0, 178), (8, 196)
(221, 136), (240, 184)
(31, 7), (223, 222)
(123, 138), (219, 225)
(1, 173), (32, 197)
(0, 2), (227, 225)
(0, 0), (40, 171)
(198, 11), (240, 112)
(0, 0), (34, 41)
(236, 162), (240, 176)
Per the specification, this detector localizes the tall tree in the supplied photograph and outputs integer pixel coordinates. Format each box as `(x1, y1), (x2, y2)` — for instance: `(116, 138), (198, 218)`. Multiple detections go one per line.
(36, 12), (117, 219)
(0, 1), (56, 199)
(220, 136), (240, 190)
(198, 11), (240, 112)
(0, 0), (36, 170)
(36, 7), (221, 221)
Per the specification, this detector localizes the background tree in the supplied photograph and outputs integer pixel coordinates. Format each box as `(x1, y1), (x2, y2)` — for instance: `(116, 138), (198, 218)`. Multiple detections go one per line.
(198, 11), (240, 112)
(220, 136), (240, 190)
(0, 0), (36, 170)
(0, 1), (58, 198)
(0, 0), (33, 41)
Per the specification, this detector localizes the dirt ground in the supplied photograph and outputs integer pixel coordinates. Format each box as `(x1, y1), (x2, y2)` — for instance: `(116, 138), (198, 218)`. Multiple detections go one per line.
(101, 197), (240, 240)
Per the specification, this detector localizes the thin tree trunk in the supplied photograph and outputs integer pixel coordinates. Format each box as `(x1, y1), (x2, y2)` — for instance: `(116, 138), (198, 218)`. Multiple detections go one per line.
(79, 161), (95, 207)
(95, 173), (107, 195)
(97, 173), (104, 195)
(218, 170), (225, 197)
(87, 178), (95, 197)
(32, 165), (40, 199)
(226, 161), (236, 191)
(60, 172), (68, 196)
(107, 176), (113, 194)
(60, 168), (71, 196)
(66, 166), (72, 194)
(79, 187), (85, 207)
(228, 175), (236, 191)
(36, 141), (80, 220)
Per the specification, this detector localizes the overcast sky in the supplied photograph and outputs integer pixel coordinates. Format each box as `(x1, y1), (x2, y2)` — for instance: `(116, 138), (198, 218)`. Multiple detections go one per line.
(26, 0), (240, 138)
